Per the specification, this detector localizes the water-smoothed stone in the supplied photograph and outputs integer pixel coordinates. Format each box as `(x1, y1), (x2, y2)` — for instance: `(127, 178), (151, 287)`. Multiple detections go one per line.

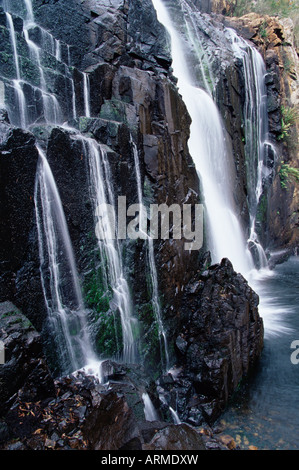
(143, 423), (206, 451)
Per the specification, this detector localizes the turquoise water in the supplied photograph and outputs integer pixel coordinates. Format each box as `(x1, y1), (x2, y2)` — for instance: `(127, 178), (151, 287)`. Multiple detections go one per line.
(219, 256), (299, 450)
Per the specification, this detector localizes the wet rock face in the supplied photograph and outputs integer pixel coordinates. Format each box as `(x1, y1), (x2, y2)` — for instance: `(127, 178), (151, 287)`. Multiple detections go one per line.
(158, 259), (264, 425)
(0, 351), (207, 451)
(0, 122), (39, 305)
(0, 302), (55, 417)
(0, 0), (265, 432)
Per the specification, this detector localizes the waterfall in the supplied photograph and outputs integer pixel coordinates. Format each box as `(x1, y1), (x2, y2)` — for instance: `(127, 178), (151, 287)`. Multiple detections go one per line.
(5, 10), (28, 128)
(152, 0), (253, 276)
(152, 0), (284, 340)
(131, 138), (169, 370)
(3, 0), (140, 368)
(12, 79), (27, 129)
(227, 28), (275, 271)
(24, 0), (34, 23)
(83, 72), (91, 118)
(55, 39), (61, 62)
(76, 135), (138, 364)
(71, 77), (77, 120)
(179, 0), (215, 94)
(169, 407), (181, 425)
(23, 27), (63, 125)
(34, 147), (96, 374)
(6, 12), (20, 79)
(142, 393), (159, 422)
(4, 0), (64, 127)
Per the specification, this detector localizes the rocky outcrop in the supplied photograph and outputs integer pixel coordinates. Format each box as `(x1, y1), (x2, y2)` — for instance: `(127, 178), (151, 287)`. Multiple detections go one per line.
(0, 0), (265, 442)
(0, 337), (208, 450)
(0, 117), (40, 313)
(158, 258), (263, 425)
(0, 302), (55, 418)
(192, 0), (236, 15)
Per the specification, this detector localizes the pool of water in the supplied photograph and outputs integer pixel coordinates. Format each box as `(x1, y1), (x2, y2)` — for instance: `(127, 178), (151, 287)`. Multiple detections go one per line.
(219, 256), (299, 450)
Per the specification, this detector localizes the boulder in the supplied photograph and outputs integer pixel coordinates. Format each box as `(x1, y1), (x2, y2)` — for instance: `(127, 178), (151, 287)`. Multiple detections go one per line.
(0, 302), (55, 418)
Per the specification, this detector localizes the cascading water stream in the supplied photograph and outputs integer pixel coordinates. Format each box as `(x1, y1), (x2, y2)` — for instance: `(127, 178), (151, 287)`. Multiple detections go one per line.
(142, 393), (159, 422)
(4, 0), (139, 369)
(2, 0), (109, 377)
(226, 28), (275, 271)
(83, 72), (91, 118)
(179, 0), (215, 94)
(131, 137), (169, 371)
(5, 12), (20, 80)
(152, 0), (289, 340)
(4, 0), (63, 127)
(152, 0), (253, 277)
(23, 27), (62, 125)
(4, 9), (28, 128)
(75, 135), (138, 365)
(34, 146), (97, 375)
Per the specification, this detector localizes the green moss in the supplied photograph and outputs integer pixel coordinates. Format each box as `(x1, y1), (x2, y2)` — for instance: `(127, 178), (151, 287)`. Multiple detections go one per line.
(136, 301), (164, 374)
(256, 194), (268, 224)
(99, 98), (127, 123)
(1, 310), (18, 318)
(96, 311), (123, 358)
(84, 271), (111, 317)
(19, 56), (41, 87)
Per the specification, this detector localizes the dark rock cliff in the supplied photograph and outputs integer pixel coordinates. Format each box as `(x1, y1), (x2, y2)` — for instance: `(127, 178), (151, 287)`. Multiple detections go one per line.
(0, 0), (264, 440)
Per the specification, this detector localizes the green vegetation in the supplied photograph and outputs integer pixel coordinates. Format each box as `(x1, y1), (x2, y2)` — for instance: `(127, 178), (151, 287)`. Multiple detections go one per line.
(259, 20), (269, 39)
(278, 105), (298, 142)
(84, 272), (111, 315)
(256, 194), (268, 223)
(136, 301), (162, 375)
(83, 266), (122, 357)
(279, 161), (299, 188)
(228, 0), (299, 42)
(96, 312), (123, 358)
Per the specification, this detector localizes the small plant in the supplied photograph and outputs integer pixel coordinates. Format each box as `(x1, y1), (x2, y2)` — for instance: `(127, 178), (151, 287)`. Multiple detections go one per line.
(278, 105), (298, 141)
(259, 21), (268, 39)
(279, 161), (299, 188)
